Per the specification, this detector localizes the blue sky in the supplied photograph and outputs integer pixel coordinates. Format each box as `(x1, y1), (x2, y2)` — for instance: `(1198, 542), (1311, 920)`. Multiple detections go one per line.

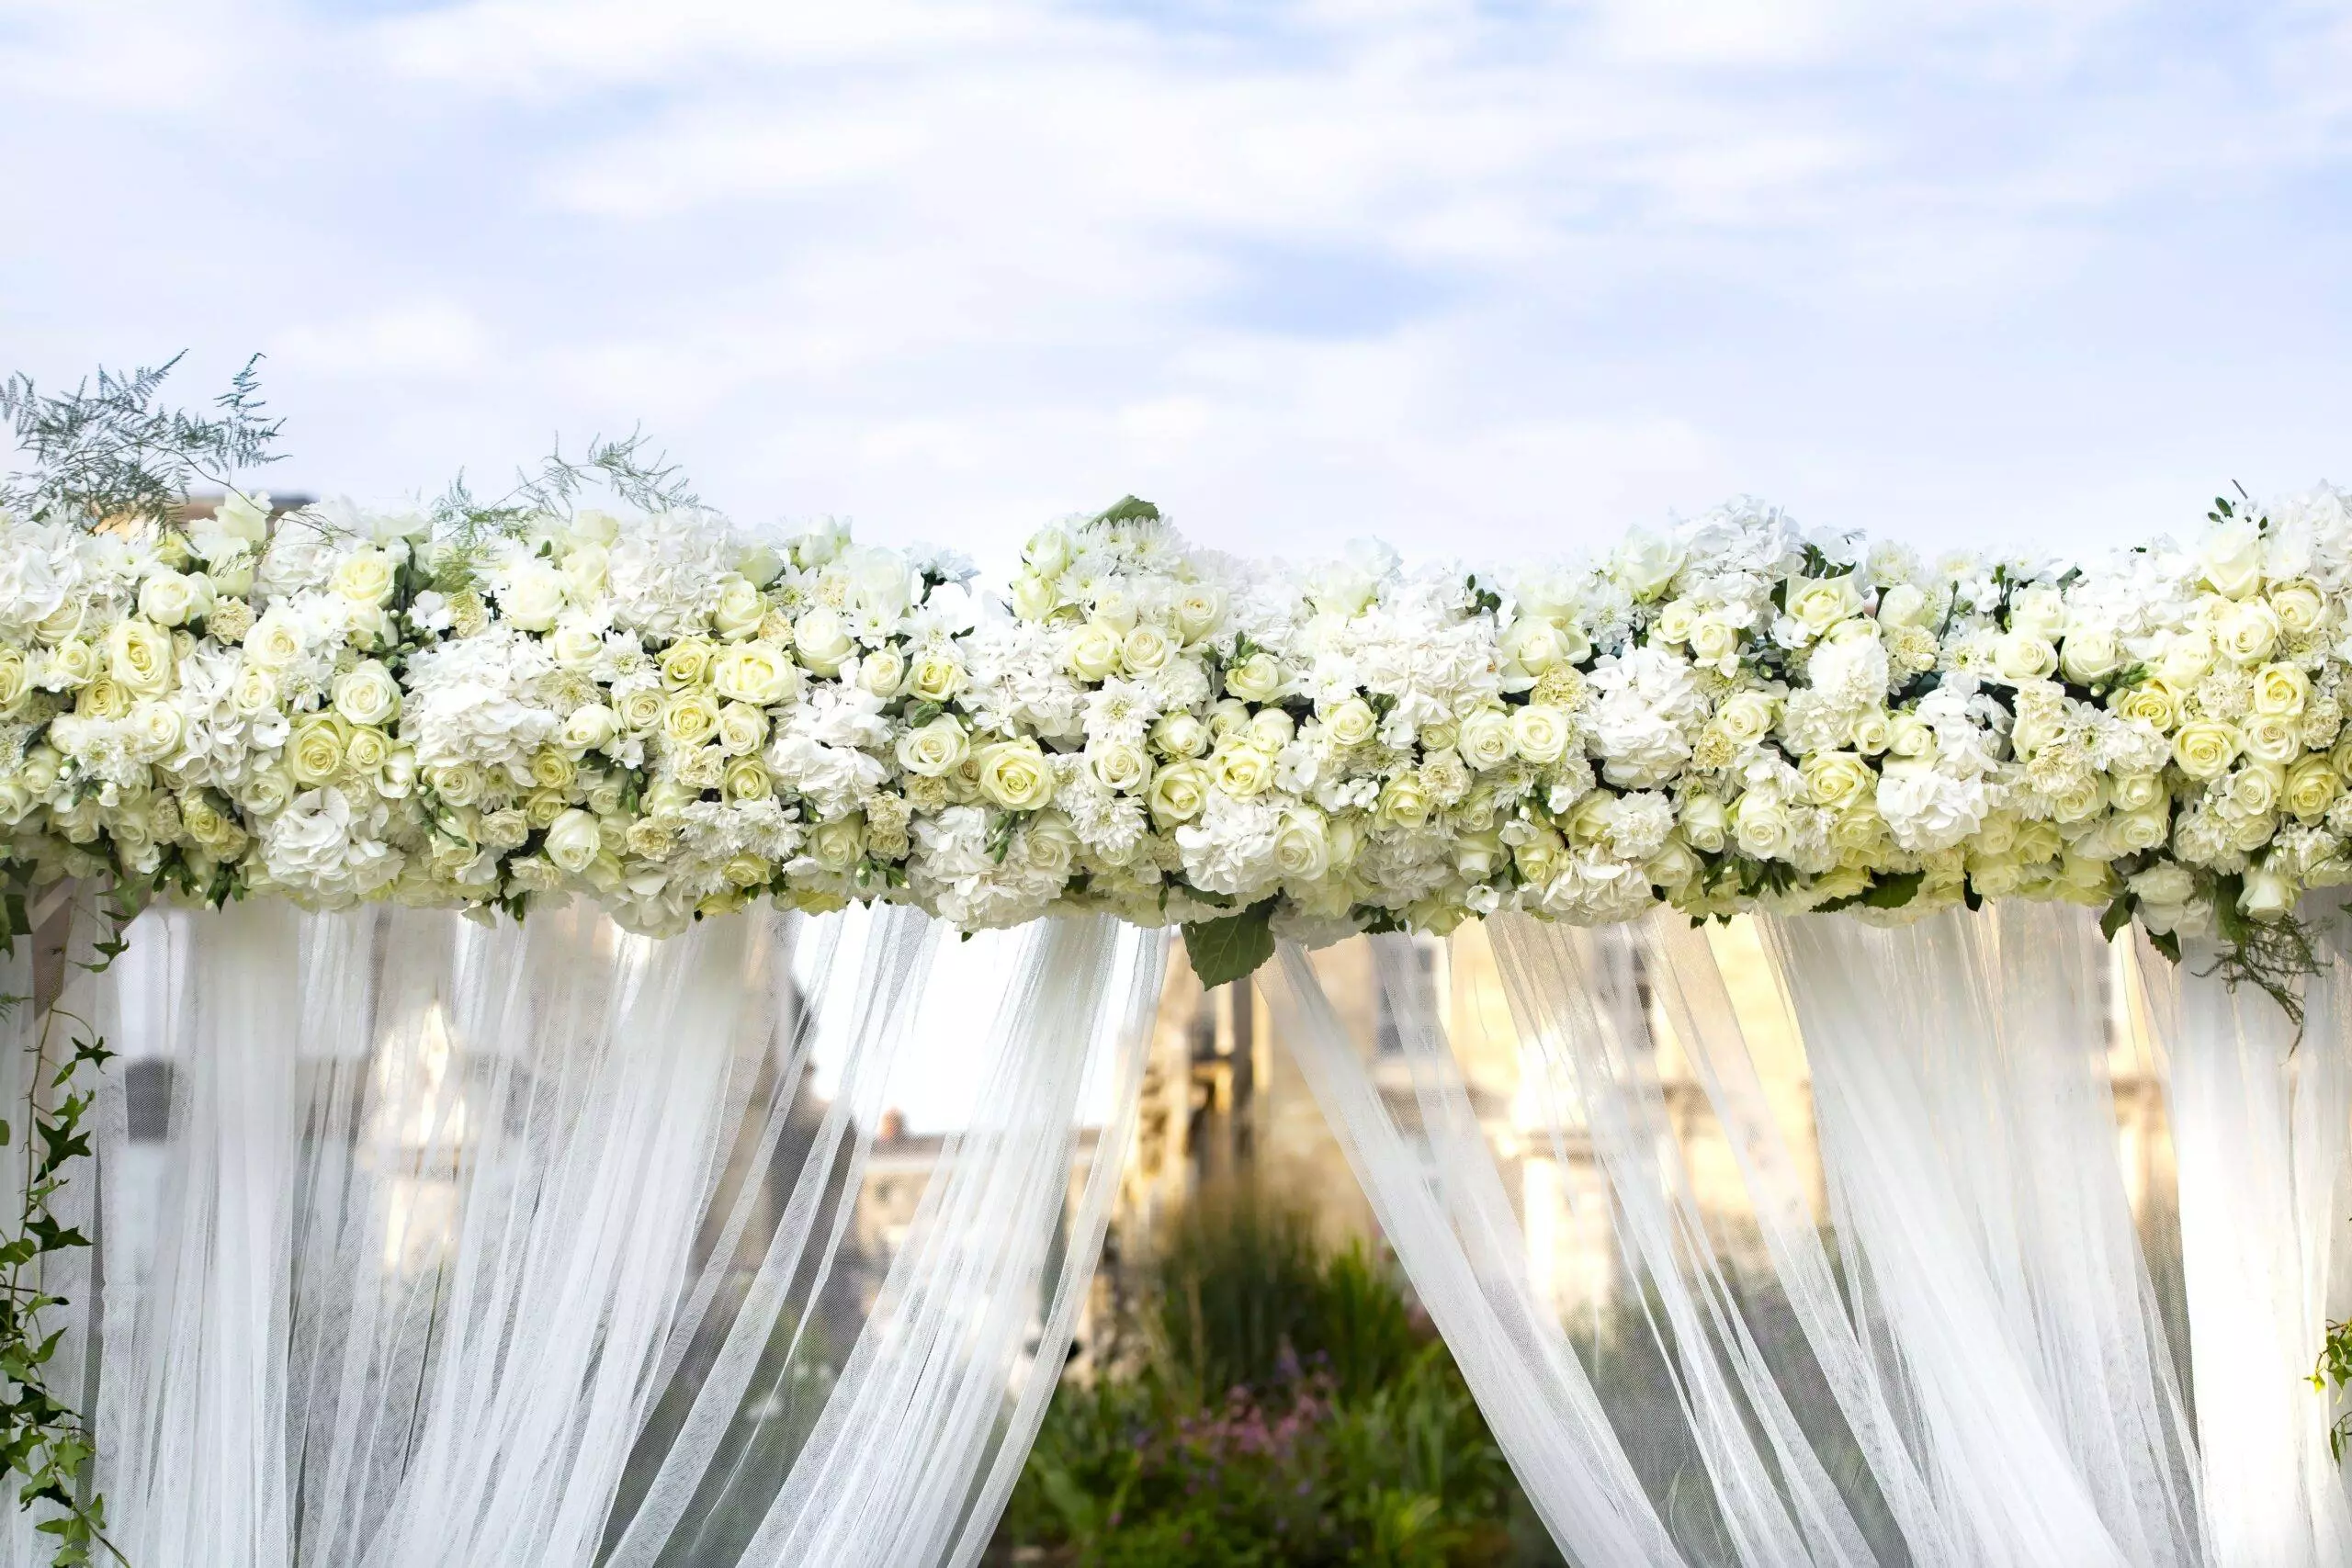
(6, 0), (2352, 573)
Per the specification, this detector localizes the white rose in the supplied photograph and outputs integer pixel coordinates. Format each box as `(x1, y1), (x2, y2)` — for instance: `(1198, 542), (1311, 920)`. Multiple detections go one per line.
(139, 570), (211, 628)
(2252, 662), (2311, 716)
(1321, 698), (1377, 750)
(1688, 617), (1741, 667)
(713, 641), (802, 707)
(2009, 585), (2067, 638)
(1062, 622), (1121, 682)
(792, 609), (854, 675)
(107, 619), (175, 695)
(1151, 711), (1208, 759)
(1090, 739), (1151, 794)
(549, 619), (605, 670)
(1877, 582), (1931, 628)
(1614, 531), (1683, 598)
(545, 808), (603, 875)
(561, 704), (620, 750)
(897, 716), (969, 777)
(2213, 599), (2281, 665)
(498, 562), (566, 631)
(1225, 651), (1283, 704)
(1510, 705), (1573, 765)
(856, 646), (908, 699)
(2199, 520), (2266, 599)
(1457, 709), (1514, 771)
(332, 661), (401, 727)
(1273, 809), (1330, 882)
(1732, 792), (1793, 859)
(1991, 630), (2059, 683)
(2059, 623), (2122, 683)
(1009, 574), (1057, 622)
(2241, 861), (2297, 919)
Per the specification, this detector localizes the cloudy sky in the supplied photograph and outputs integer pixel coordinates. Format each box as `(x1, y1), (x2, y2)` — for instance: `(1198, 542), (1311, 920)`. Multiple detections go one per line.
(6, 0), (2351, 576)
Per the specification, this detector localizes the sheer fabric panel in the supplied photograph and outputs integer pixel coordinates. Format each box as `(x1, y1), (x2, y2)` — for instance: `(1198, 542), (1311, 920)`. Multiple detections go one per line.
(1257, 940), (1690, 1568)
(1273, 903), (2295, 1568)
(2138, 927), (2352, 1567)
(42, 899), (1160, 1567)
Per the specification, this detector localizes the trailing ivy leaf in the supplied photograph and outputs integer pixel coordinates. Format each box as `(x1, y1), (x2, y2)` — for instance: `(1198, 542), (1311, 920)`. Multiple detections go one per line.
(1182, 902), (1276, 989)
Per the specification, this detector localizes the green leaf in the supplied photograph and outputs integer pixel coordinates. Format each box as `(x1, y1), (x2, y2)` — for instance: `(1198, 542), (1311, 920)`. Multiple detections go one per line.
(1859, 870), (1925, 910)
(2099, 894), (2136, 944)
(1091, 494), (1160, 525)
(2147, 928), (2183, 964)
(1182, 902), (1277, 989)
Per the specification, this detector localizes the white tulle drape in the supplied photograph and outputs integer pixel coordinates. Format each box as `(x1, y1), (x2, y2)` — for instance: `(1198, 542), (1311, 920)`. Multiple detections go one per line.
(1272, 903), (2350, 1568)
(2138, 926), (2352, 1567)
(11, 897), (1160, 1567)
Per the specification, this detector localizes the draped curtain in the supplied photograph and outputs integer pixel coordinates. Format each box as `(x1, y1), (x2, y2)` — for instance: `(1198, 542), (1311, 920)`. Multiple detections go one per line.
(0, 897), (1161, 1568)
(0, 892), (2343, 1567)
(1261, 905), (2352, 1568)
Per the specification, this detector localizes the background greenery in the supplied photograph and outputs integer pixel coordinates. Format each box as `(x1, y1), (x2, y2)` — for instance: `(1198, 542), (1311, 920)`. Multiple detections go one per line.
(989, 1186), (1564, 1568)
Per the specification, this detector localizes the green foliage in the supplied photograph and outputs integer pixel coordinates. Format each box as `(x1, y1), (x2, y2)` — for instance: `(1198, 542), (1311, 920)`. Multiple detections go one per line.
(426, 427), (698, 594)
(0, 354), (281, 529)
(0, 897), (134, 1565)
(1181, 905), (1276, 991)
(2316, 1314), (2352, 1463)
(998, 1187), (1536, 1567)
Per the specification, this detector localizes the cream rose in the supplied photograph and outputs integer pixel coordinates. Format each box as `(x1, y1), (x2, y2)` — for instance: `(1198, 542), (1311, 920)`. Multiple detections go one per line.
(550, 620), (605, 670)
(2199, 520), (2265, 598)
(1733, 791), (1793, 859)
(2271, 580), (2328, 637)
(545, 808), (603, 874)
(1148, 760), (1210, 825)
(713, 576), (766, 640)
(2171, 720), (2240, 780)
(243, 610), (305, 671)
(1803, 751), (1873, 809)
(332, 661), (401, 728)
(1715, 692), (1774, 746)
(1877, 582), (1931, 627)
(562, 704), (619, 750)
(1121, 625), (1173, 676)
(2112, 679), (2180, 733)
(2213, 599), (2281, 666)
(907, 651), (967, 704)
(345, 727), (390, 773)
(1787, 575), (1862, 635)
(1062, 622), (1121, 682)
(1510, 705), (1573, 766)
(661, 637), (717, 689)
(2288, 757), (2342, 820)
(616, 686), (666, 732)
(2252, 661), (2311, 716)
(2059, 623), (2122, 684)
(1321, 697), (1377, 750)
(723, 758), (774, 802)
(1457, 709), (1514, 772)
(1212, 741), (1277, 799)
(2241, 713), (2301, 766)
(716, 702), (768, 756)
(1687, 616), (1741, 667)
(334, 547), (401, 609)
(1090, 739), (1151, 794)
(856, 647), (908, 700)
(106, 618), (174, 695)
(792, 609), (854, 675)
(897, 716), (969, 777)
(662, 691), (722, 749)
(289, 716), (348, 786)
(1679, 793), (1728, 852)
(713, 641), (800, 707)
(1379, 773), (1433, 829)
(1225, 651), (1283, 704)
(139, 570), (211, 628)
(1152, 711), (1208, 759)
(977, 739), (1055, 811)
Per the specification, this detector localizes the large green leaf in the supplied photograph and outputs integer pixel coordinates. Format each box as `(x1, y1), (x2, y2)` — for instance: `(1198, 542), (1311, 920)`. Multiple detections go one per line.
(1183, 902), (1275, 988)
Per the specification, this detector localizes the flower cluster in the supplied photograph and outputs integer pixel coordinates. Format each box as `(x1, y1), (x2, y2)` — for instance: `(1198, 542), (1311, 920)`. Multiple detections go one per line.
(2, 483), (2348, 984)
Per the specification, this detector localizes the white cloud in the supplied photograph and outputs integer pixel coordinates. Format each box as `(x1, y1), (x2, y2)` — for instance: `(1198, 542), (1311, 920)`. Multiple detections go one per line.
(5, 0), (2352, 577)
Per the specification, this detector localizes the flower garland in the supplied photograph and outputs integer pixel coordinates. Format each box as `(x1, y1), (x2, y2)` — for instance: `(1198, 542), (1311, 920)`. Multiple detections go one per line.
(0, 474), (2345, 998)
